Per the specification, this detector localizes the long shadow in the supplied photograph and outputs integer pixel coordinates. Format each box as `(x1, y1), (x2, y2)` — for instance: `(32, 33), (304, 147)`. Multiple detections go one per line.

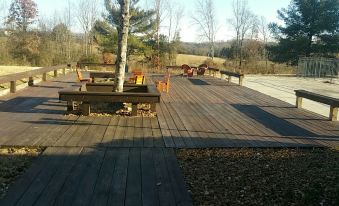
(232, 104), (317, 137)
(31, 85), (64, 89)
(0, 97), (65, 114)
(188, 79), (210, 85)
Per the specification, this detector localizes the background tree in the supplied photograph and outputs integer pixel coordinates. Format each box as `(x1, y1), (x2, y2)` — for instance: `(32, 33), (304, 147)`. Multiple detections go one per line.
(63, 0), (73, 61)
(0, 0), (9, 24)
(6, 0), (38, 32)
(103, 0), (155, 64)
(6, 0), (39, 64)
(192, 0), (217, 59)
(77, 0), (99, 57)
(258, 16), (270, 71)
(269, 0), (339, 64)
(165, 0), (183, 65)
(228, 0), (256, 70)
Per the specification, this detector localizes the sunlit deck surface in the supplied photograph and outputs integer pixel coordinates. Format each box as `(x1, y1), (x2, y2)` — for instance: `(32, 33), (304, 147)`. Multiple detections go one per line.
(0, 72), (338, 149)
(1, 72), (338, 205)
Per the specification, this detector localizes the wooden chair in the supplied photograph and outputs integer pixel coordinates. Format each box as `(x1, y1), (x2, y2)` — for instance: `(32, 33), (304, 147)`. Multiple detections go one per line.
(134, 75), (145, 85)
(182, 64), (194, 77)
(155, 72), (170, 93)
(129, 70), (145, 84)
(197, 64), (208, 76)
(76, 68), (92, 83)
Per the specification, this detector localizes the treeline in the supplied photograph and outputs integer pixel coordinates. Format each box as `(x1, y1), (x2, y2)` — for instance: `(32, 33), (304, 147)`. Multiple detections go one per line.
(0, 0), (87, 66)
(0, 27), (85, 66)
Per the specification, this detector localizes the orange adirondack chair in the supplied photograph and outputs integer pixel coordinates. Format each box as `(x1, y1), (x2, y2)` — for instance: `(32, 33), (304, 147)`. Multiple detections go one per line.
(182, 64), (194, 77)
(155, 72), (170, 93)
(129, 69), (145, 84)
(134, 75), (145, 84)
(76, 68), (92, 83)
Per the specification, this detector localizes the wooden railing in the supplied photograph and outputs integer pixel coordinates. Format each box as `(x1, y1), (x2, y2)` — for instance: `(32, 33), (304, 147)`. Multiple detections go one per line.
(0, 64), (71, 93)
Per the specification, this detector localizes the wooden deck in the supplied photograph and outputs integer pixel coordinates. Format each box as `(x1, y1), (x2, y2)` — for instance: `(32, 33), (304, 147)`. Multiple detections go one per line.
(0, 73), (338, 148)
(1, 147), (192, 206)
(1, 72), (339, 205)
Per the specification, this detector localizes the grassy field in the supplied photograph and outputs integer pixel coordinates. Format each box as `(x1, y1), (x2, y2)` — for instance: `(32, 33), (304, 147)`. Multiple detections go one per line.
(175, 54), (296, 74)
(0, 66), (41, 76)
(176, 54), (225, 66)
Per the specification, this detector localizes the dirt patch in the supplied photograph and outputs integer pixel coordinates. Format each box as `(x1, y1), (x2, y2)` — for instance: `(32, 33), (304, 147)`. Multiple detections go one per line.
(176, 148), (339, 206)
(0, 147), (43, 199)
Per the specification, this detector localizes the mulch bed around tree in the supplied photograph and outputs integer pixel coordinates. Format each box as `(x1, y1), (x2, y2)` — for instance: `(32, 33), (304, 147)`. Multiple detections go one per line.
(176, 148), (339, 206)
(0, 147), (43, 199)
(68, 103), (157, 118)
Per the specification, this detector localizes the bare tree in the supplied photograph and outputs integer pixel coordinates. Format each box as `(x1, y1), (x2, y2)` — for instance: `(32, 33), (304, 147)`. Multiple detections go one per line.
(63, 0), (73, 61)
(228, 0), (256, 69)
(0, 0), (9, 25)
(192, 0), (217, 59)
(77, 0), (99, 57)
(153, 0), (167, 69)
(259, 16), (270, 71)
(114, 0), (131, 92)
(166, 0), (183, 43)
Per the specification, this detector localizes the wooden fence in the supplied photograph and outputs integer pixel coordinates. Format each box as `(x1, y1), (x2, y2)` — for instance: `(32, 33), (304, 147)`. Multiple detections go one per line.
(297, 57), (339, 77)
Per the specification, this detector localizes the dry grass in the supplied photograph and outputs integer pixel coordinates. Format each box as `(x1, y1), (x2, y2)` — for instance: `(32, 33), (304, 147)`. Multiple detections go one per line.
(176, 54), (225, 66)
(0, 66), (41, 76)
(126, 54), (296, 75)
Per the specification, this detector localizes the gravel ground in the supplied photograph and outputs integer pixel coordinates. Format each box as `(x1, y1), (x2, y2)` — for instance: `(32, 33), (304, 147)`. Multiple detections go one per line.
(0, 147), (43, 198)
(176, 148), (339, 206)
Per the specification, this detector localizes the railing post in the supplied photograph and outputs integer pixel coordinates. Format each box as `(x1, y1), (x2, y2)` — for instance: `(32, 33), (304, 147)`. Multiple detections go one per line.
(28, 77), (34, 86)
(54, 70), (58, 77)
(10, 81), (16, 93)
(296, 96), (303, 108)
(330, 106), (338, 121)
(239, 76), (244, 86)
(42, 73), (47, 81)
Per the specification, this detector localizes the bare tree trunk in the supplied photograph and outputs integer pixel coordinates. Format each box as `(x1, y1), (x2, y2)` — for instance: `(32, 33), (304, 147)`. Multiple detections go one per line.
(115, 0), (130, 93)
(192, 0), (217, 60)
(155, 0), (162, 71)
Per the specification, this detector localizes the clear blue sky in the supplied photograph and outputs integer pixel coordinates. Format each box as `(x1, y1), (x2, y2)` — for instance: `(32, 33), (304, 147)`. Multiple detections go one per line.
(2, 0), (291, 42)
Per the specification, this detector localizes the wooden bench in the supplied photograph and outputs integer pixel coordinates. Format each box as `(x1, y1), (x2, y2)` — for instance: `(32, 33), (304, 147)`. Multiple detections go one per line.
(59, 84), (160, 116)
(295, 90), (339, 121)
(220, 70), (244, 86)
(208, 67), (220, 77)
